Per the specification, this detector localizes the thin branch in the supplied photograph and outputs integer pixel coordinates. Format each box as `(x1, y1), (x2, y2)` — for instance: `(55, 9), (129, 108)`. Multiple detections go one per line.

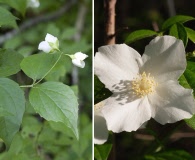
(104, 0), (117, 45)
(71, 4), (87, 85)
(166, 0), (176, 17)
(0, 0), (77, 45)
(135, 132), (195, 141)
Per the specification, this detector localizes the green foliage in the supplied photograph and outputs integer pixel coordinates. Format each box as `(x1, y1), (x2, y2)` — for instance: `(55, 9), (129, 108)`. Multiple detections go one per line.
(185, 27), (195, 43)
(0, 49), (23, 77)
(94, 76), (112, 104)
(20, 53), (61, 81)
(94, 143), (112, 160)
(169, 23), (188, 47)
(0, 0), (27, 16)
(144, 150), (194, 160)
(0, 78), (25, 147)
(29, 82), (79, 139)
(0, 6), (18, 28)
(0, 0), (92, 158)
(162, 15), (195, 30)
(125, 29), (158, 44)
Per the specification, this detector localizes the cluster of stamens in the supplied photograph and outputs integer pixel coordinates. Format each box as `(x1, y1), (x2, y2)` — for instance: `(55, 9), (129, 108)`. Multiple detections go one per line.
(132, 72), (157, 97)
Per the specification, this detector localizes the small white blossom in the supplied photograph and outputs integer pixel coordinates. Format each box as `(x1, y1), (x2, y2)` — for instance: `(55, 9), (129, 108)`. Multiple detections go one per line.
(71, 52), (88, 68)
(95, 36), (195, 133)
(38, 33), (59, 53)
(27, 0), (40, 8)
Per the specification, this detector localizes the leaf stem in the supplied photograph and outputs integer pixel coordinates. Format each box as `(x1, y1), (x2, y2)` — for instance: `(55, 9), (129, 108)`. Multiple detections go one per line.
(34, 52), (62, 85)
(20, 84), (34, 88)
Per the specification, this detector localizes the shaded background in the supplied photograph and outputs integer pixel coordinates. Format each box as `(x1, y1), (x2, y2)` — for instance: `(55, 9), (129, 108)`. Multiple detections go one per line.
(94, 0), (195, 159)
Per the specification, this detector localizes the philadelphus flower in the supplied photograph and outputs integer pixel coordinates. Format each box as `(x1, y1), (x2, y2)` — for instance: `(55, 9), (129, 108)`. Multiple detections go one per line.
(71, 52), (88, 68)
(94, 99), (146, 144)
(38, 33), (59, 53)
(27, 0), (40, 8)
(94, 100), (108, 144)
(95, 36), (195, 133)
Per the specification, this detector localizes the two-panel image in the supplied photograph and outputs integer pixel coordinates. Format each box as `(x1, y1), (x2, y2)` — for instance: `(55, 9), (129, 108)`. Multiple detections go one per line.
(0, 0), (195, 159)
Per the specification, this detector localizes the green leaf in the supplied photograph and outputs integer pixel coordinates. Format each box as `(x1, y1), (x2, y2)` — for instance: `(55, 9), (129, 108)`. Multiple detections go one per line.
(0, 6), (18, 28)
(29, 82), (79, 139)
(20, 53), (61, 81)
(162, 15), (195, 30)
(125, 30), (157, 43)
(94, 143), (112, 160)
(185, 27), (195, 43)
(94, 76), (112, 104)
(144, 150), (193, 160)
(0, 49), (23, 77)
(169, 23), (188, 47)
(185, 115), (195, 130)
(0, 0), (27, 16)
(183, 61), (195, 95)
(179, 60), (195, 129)
(0, 78), (25, 147)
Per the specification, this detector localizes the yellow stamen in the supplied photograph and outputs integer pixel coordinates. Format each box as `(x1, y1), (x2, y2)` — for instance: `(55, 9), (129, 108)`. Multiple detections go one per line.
(132, 72), (157, 97)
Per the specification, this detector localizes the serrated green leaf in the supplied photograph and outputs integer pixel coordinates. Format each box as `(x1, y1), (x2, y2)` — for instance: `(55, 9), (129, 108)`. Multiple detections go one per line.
(29, 82), (79, 139)
(0, 49), (23, 77)
(0, 6), (18, 28)
(20, 53), (61, 81)
(185, 27), (195, 43)
(169, 23), (188, 47)
(94, 143), (112, 160)
(162, 15), (195, 30)
(94, 76), (112, 104)
(0, 78), (25, 147)
(0, 0), (27, 16)
(125, 30), (157, 43)
(49, 121), (75, 138)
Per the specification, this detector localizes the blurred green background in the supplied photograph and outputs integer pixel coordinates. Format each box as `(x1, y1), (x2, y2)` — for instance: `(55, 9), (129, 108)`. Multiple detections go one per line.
(0, 0), (92, 159)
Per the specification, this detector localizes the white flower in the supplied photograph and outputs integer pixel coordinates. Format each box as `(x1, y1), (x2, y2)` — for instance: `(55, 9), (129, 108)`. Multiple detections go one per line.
(38, 33), (59, 53)
(94, 100), (108, 145)
(95, 36), (195, 133)
(71, 52), (88, 68)
(27, 0), (40, 8)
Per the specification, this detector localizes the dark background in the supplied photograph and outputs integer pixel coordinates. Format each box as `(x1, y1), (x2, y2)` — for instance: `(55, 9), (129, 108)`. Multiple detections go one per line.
(94, 0), (195, 159)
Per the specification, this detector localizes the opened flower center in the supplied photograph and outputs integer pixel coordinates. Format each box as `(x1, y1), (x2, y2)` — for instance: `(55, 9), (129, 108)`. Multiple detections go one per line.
(132, 72), (157, 97)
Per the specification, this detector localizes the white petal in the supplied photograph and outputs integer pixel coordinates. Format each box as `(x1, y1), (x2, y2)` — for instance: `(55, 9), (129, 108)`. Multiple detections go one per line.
(28, 0), (40, 8)
(148, 80), (195, 124)
(72, 59), (85, 68)
(38, 41), (52, 53)
(102, 95), (152, 132)
(94, 114), (108, 144)
(95, 44), (142, 91)
(45, 33), (58, 43)
(141, 36), (186, 83)
(75, 52), (88, 60)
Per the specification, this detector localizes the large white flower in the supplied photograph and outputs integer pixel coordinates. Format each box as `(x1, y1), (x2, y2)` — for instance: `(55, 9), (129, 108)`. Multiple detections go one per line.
(94, 36), (195, 133)
(38, 33), (59, 53)
(94, 100), (108, 144)
(71, 52), (88, 68)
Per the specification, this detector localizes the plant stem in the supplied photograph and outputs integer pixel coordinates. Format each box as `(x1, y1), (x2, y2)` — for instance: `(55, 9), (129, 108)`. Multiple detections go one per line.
(20, 84), (34, 88)
(104, 0), (117, 44)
